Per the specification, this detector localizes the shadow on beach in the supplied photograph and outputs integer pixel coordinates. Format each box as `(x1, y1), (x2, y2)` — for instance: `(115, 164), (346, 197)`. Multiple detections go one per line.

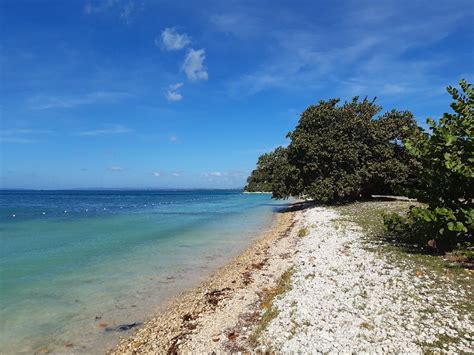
(273, 195), (417, 214)
(274, 200), (316, 214)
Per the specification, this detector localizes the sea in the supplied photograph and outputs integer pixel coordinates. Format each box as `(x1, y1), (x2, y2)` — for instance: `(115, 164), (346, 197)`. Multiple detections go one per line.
(0, 189), (288, 353)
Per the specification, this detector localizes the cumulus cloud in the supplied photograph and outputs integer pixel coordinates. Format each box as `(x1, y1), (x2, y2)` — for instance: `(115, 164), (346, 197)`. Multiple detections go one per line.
(166, 91), (182, 102)
(209, 171), (222, 177)
(171, 172), (181, 177)
(159, 28), (191, 51)
(152, 171), (161, 177)
(109, 166), (124, 172)
(182, 49), (208, 81)
(166, 82), (183, 102)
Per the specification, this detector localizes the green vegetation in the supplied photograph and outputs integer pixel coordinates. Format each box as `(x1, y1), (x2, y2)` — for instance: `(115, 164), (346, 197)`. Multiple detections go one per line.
(297, 227), (309, 237)
(384, 80), (473, 252)
(248, 267), (295, 346)
(360, 321), (375, 331)
(244, 147), (289, 193)
(335, 201), (473, 325)
(245, 97), (420, 201)
(245, 79), (473, 254)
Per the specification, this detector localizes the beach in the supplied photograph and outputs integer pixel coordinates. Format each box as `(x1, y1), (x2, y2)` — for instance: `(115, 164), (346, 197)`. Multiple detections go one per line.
(1, 193), (472, 353)
(113, 201), (473, 353)
(0, 190), (287, 354)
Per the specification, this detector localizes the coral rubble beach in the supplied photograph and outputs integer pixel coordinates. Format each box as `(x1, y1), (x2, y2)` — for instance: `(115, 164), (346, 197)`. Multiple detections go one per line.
(112, 201), (473, 353)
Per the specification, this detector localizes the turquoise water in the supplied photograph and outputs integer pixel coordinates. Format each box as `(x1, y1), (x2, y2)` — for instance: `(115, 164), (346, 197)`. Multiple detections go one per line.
(0, 190), (286, 353)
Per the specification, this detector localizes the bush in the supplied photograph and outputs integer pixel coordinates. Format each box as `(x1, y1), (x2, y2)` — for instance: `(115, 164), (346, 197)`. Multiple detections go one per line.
(384, 79), (473, 252)
(384, 206), (473, 251)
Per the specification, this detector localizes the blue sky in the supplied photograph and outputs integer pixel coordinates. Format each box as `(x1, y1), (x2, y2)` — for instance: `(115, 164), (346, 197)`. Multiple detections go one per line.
(1, 0), (473, 189)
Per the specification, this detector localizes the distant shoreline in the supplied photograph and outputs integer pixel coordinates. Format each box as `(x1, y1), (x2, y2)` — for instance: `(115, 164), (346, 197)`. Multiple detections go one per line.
(242, 191), (272, 194)
(0, 188), (245, 192)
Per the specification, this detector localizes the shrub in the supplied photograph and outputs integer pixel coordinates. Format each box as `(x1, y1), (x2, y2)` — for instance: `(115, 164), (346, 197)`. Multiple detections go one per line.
(384, 80), (473, 252)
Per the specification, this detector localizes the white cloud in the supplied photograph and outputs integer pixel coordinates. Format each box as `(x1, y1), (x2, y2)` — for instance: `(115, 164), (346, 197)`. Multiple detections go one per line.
(171, 172), (181, 177)
(210, 13), (262, 39)
(0, 137), (35, 144)
(169, 82), (183, 91)
(224, 3), (472, 99)
(159, 28), (191, 51)
(84, 0), (117, 14)
(202, 171), (224, 178)
(119, 1), (139, 23)
(84, 0), (142, 24)
(166, 82), (183, 102)
(169, 135), (178, 143)
(78, 125), (131, 136)
(381, 83), (408, 94)
(2, 129), (51, 135)
(201, 170), (249, 187)
(0, 129), (52, 144)
(166, 91), (182, 102)
(109, 166), (124, 172)
(152, 171), (161, 177)
(182, 49), (208, 81)
(30, 91), (130, 110)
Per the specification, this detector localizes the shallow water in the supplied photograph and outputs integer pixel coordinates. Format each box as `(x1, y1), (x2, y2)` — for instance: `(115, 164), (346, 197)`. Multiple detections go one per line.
(0, 190), (287, 353)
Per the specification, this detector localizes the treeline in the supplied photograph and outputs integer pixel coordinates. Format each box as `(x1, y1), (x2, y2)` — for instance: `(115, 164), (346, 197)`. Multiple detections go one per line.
(245, 80), (473, 252)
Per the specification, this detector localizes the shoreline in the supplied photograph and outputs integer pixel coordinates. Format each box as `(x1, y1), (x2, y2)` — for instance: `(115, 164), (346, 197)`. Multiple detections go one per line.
(111, 202), (302, 353)
(111, 201), (473, 353)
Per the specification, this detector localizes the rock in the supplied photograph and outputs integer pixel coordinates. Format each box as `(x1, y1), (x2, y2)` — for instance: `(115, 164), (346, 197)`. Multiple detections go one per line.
(105, 322), (142, 332)
(227, 331), (239, 340)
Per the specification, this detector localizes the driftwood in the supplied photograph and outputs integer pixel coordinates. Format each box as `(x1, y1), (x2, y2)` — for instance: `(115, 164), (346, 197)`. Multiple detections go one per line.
(371, 195), (417, 202)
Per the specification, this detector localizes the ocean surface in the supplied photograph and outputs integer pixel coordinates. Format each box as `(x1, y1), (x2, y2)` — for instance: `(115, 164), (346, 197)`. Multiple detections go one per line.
(0, 190), (288, 354)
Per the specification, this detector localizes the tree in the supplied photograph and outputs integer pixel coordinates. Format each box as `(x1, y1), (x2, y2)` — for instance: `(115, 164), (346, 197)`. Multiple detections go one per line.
(244, 147), (291, 193)
(273, 97), (419, 202)
(384, 80), (473, 251)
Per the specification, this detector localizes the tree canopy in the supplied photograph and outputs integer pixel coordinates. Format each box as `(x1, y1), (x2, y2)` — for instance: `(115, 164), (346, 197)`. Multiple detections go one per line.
(245, 97), (419, 202)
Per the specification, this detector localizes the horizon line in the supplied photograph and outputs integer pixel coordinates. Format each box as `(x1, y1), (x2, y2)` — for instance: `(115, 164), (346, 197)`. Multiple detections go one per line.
(0, 187), (246, 191)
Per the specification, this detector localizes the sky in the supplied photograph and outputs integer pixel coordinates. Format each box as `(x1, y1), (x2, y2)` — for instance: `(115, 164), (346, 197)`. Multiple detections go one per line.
(1, 0), (473, 189)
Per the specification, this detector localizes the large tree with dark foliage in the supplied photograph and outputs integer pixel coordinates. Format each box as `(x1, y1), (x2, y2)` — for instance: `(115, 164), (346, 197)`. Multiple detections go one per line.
(245, 97), (420, 202)
(244, 147), (295, 194)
